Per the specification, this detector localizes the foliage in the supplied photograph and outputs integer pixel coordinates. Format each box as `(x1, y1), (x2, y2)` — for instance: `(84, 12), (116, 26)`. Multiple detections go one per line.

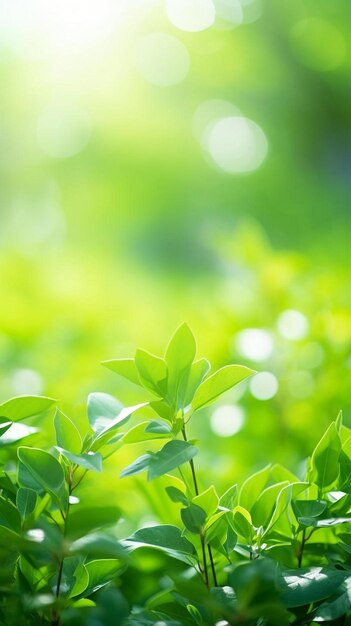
(1, 326), (351, 624)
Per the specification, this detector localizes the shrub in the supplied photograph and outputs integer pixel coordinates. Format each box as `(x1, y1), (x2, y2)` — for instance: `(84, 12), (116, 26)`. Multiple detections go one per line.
(0, 324), (350, 625)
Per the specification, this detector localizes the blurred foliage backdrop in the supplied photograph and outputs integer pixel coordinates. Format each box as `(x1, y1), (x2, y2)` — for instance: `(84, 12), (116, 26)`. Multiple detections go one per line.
(1, 0), (351, 522)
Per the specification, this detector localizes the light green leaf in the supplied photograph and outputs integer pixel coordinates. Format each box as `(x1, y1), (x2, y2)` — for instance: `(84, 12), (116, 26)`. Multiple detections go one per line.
(239, 465), (271, 511)
(165, 323), (196, 373)
(59, 448), (103, 472)
(311, 422), (341, 490)
(17, 447), (66, 508)
(54, 409), (82, 454)
(193, 485), (219, 518)
(135, 349), (168, 397)
(87, 392), (123, 434)
(84, 559), (120, 595)
(183, 358), (211, 407)
(232, 506), (253, 541)
(219, 484), (238, 510)
(69, 562), (89, 598)
(149, 400), (175, 422)
(191, 365), (255, 411)
(251, 481), (289, 527)
(147, 440), (198, 481)
(16, 487), (37, 520)
(101, 358), (141, 386)
(0, 395), (56, 421)
(291, 499), (327, 522)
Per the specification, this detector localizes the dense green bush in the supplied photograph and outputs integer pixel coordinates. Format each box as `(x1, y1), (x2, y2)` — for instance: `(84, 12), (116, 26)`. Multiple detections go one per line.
(1, 325), (351, 625)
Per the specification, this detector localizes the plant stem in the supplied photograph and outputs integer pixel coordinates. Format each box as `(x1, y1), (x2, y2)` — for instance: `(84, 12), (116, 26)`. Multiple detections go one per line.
(181, 426), (217, 589)
(297, 527), (306, 568)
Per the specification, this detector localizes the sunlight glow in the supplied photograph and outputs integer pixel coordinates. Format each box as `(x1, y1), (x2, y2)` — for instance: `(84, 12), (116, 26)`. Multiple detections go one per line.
(37, 104), (91, 159)
(166, 0), (215, 32)
(136, 33), (190, 86)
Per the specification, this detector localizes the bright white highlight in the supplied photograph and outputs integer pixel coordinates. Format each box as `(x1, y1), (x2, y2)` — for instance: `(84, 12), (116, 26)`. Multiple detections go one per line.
(214, 0), (243, 26)
(206, 116), (268, 173)
(136, 33), (190, 86)
(277, 310), (309, 340)
(12, 369), (44, 396)
(166, 0), (215, 32)
(193, 99), (240, 144)
(236, 329), (274, 362)
(210, 404), (245, 437)
(26, 529), (45, 543)
(37, 104), (91, 158)
(250, 372), (278, 400)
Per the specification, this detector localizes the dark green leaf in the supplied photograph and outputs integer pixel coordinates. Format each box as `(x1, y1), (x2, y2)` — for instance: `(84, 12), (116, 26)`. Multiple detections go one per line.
(147, 440), (198, 481)
(166, 486), (189, 505)
(59, 448), (103, 472)
(126, 524), (197, 561)
(278, 567), (346, 607)
(0, 497), (21, 532)
(16, 487), (37, 520)
(181, 504), (206, 534)
(17, 446), (67, 508)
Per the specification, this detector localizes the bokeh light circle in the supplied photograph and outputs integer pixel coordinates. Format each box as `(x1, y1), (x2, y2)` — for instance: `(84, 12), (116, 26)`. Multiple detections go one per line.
(236, 328), (274, 362)
(277, 309), (309, 341)
(249, 372), (278, 400)
(210, 404), (245, 437)
(166, 0), (215, 32)
(136, 32), (190, 86)
(206, 116), (268, 173)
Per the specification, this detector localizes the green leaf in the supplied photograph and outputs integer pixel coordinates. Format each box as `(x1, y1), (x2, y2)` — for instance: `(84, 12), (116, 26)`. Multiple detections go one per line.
(311, 422), (341, 490)
(17, 447), (66, 508)
(70, 532), (128, 560)
(251, 481), (289, 527)
(84, 559), (120, 595)
(181, 504), (206, 534)
(135, 349), (168, 397)
(59, 449), (103, 472)
(291, 499), (327, 522)
(66, 505), (120, 538)
(126, 524), (197, 561)
(122, 422), (170, 444)
(120, 454), (152, 478)
(232, 506), (253, 541)
(149, 400), (175, 422)
(16, 487), (37, 520)
(0, 418), (12, 437)
(54, 409), (82, 454)
(183, 358), (211, 407)
(165, 323), (196, 405)
(191, 364), (255, 411)
(0, 395), (56, 421)
(147, 440), (198, 481)
(239, 465), (271, 511)
(166, 323), (196, 372)
(145, 420), (172, 435)
(166, 486), (189, 506)
(278, 567), (346, 607)
(0, 497), (21, 532)
(193, 485), (219, 518)
(298, 516), (351, 528)
(314, 577), (351, 621)
(101, 358), (142, 386)
(219, 484), (238, 510)
(87, 392), (123, 434)
(69, 561), (89, 598)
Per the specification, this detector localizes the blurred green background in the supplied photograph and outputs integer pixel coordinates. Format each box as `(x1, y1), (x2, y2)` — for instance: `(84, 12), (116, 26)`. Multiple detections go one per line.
(1, 0), (351, 519)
